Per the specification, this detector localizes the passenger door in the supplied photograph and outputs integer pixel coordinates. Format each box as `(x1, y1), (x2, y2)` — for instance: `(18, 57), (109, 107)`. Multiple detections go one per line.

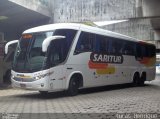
(47, 39), (65, 90)
(49, 65), (63, 90)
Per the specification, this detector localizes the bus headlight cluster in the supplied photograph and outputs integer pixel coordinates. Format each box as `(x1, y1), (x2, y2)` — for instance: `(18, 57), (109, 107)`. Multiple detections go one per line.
(11, 75), (15, 79)
(34, 76), (41, 80)
(34, 72), (54, 81)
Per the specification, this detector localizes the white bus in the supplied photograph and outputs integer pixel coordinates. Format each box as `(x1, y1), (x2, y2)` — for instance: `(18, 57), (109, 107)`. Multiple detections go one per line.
(5, 23), (156, 96)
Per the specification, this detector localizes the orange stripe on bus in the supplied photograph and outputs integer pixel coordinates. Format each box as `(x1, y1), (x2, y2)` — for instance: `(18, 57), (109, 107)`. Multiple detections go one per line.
(88, 60), (108, 69)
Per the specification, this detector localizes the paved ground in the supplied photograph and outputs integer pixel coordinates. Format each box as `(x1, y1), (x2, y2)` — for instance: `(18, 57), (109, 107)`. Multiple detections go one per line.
(0, 75), (160, 119)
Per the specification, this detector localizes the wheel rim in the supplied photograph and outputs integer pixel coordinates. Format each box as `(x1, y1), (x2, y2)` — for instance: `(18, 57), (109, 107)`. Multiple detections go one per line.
(72, 80), (78, 89)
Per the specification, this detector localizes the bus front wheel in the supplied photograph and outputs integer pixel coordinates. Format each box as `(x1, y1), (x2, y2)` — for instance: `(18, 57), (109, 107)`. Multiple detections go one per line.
(67, 77), (79, 96)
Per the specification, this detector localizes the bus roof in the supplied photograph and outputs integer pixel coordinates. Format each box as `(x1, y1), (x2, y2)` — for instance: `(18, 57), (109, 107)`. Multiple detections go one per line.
(23, 23), (81, 34)
(23, 23), (144, 43)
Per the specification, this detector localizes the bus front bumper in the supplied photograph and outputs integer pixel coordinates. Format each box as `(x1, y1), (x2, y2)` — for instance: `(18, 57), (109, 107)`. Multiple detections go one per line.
(11, 78), (49, 91)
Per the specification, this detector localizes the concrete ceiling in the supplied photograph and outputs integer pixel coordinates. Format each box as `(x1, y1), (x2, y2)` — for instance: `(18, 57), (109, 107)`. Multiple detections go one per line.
(0, 0), (50, 33)
(141, 0), (160, 30)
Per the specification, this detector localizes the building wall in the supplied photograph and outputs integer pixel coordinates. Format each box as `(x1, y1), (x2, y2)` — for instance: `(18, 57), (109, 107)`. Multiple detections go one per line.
(51, 0), (155, 42)
(103, 19), (153, 41)
(52, 0), (136, 23)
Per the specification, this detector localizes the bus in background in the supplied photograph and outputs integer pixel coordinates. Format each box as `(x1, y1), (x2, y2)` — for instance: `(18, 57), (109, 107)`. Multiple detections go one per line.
(3, 47), (15, 84)
(5, 23), (156, 96)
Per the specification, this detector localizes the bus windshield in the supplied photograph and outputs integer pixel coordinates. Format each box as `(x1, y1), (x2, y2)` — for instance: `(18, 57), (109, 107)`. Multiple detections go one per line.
(12, 32), (53, 72)
(12, 29), (77, 73)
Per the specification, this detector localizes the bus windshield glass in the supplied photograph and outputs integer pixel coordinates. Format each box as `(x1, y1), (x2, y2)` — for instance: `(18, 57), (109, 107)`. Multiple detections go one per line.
(12, 29), (77, 73)
(12, 32), (53, 72)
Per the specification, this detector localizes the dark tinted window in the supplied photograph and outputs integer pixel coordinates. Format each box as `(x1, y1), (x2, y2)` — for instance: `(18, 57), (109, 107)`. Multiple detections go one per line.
(142, 45), (148, 57)
(136, 43), (142, 57)
(142, 44), (156, 57)
(75, 32), (95, 54)
(94, 35), (108, 53)
(108, 38), (124, 54)
(54, 29), (77, 53)
(136, 43), (155, 58)
(75, 31), (137, 56)
(47, 29), (77, 66)
(48, 39), (66, 66)
(106, 37), (135, 55)
(122, 41), (135, 55)
(148, 45), (156, 57)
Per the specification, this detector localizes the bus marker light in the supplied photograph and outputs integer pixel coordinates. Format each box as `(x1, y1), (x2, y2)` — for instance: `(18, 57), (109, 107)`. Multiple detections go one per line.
(22, 34), (32, 39)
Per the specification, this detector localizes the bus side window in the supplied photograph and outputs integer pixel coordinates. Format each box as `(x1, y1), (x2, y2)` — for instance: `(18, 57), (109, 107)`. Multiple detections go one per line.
(49, 40), (61, 66)
(135, 43), (142, 58)
(107, 38), (115, 54)
(149, 45), (156, 57)
(144, 45), (155, 58)
(141, 44), (156, 58)
(115, 40), (124, 54)
(74, 32), (94, 54)
(48, 39), (68, 67)
(94, 35), (108, 53)
(123, 41), (135, 56)
(118, 41), (126, 54)
(142, 45), (148, 57)
(107, 38), (124, 54)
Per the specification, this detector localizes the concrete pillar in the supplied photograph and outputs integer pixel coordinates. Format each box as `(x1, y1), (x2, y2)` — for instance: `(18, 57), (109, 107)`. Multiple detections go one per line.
(135, 0), (143, 17)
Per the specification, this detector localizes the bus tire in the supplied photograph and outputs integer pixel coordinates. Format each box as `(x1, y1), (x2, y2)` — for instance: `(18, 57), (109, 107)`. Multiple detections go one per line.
(67, 77), (79, 96)
(139, 73), (146, 86)
(39, 91), (48, 96)
(133, 73), (140, 87)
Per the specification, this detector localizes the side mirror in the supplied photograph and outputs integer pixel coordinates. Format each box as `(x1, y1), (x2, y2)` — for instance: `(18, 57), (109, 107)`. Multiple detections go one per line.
(42, 35), (65, 52)
(5, 40), (19, 54)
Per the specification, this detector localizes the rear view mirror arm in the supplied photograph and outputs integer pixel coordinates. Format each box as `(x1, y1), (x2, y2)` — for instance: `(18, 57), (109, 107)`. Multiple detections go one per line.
(5, 40), (19, 54)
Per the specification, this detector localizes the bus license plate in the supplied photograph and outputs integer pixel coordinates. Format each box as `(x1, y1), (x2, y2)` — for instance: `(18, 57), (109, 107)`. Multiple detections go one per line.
(20, 84), (26, 88)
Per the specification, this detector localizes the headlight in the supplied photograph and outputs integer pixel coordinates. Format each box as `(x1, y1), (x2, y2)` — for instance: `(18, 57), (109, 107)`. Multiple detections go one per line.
(11, 75), (15, 79)
(34, 76), (41, 80)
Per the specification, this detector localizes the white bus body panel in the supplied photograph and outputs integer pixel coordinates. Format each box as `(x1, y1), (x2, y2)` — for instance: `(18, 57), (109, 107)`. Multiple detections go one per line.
(11, 70), (50, 91)
(66, 52), (155, 89)
(11, 66), (66, 92)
